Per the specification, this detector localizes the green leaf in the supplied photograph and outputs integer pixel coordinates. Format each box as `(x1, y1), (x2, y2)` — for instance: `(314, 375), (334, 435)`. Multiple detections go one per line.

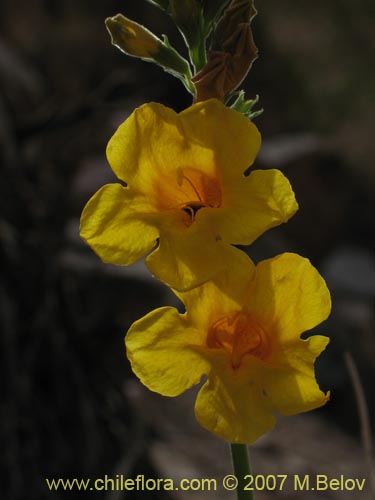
(230, 91), (263, 121)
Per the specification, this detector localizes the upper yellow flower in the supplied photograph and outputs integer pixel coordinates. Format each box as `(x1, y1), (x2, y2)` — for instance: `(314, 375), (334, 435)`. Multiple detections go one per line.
(80, 99), (298, 290)
(126, 252), (331, 444)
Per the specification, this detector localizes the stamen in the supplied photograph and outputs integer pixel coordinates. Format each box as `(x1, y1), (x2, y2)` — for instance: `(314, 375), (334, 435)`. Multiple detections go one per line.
(182, 205), (194, 219)
(182, 174), (202, 202)
(181, 175), (203, 202)
(181, 202), (205, 225)
(158, 168), (222, 227)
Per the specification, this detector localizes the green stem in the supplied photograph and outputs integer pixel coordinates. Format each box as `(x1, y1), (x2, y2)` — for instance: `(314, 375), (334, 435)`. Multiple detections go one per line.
(230, 444), (254, 500)
(189, 38), (207, 73)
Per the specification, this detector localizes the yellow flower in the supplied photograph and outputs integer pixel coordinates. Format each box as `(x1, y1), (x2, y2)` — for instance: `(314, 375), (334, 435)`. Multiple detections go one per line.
(126, 253), (331, 444)
(80, 99), (298, 291)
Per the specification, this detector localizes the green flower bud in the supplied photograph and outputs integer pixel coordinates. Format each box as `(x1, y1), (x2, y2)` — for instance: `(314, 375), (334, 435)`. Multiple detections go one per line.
(105, 14), (193, 93)
(106, 15), (162, 59)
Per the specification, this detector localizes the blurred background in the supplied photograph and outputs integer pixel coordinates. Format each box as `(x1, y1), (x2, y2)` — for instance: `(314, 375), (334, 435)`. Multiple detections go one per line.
(0, 0), (374, 499)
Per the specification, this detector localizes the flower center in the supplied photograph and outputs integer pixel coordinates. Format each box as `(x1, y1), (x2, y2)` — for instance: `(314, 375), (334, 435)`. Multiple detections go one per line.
(207, 312), (270, 369)
(156, 167), (222, 227)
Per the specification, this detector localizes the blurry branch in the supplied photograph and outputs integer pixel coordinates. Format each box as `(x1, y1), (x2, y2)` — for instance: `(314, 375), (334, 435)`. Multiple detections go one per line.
(0, 38), (42, 166)
(0, 96), (17, 166)
(344, 351), (375, 492)
(0, 285), (22, 500)
(105, 414), (148, 500)
(14, 71), (153, 139)
(0, 39), (43, 98)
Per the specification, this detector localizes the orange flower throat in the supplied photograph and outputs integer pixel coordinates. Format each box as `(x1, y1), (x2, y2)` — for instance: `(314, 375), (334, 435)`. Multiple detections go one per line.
(207, 312), (270, 369)
(157, 167), (222, 227)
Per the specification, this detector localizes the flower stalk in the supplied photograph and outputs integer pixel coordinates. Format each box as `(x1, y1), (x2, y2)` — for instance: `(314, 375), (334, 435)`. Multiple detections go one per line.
(230, 444), (254, 500)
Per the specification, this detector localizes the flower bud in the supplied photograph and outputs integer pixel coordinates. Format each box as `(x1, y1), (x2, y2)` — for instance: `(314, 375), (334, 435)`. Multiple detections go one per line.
(105, 14), (162, 58)
(105, 15), (191, 80)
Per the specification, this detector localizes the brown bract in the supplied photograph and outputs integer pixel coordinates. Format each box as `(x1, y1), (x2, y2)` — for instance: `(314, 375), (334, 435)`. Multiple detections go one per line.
(192, 0), (258, 102)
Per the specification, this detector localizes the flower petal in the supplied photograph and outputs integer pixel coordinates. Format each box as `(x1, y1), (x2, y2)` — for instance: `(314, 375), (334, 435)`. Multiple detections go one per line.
(180, 99), (261, 176)
(176, 250), (255, 331)
(261, 336), (330, 415)
(80, 184), (158, 266)
(195, 355), (275, 444)
(217, 169), (298, 245)
(106, 102), (215, 188)
(146, 219), (247, 291)
(126, 307), (209, 396)
(246, 253), (331, 342)
(106, 99), (260, 189)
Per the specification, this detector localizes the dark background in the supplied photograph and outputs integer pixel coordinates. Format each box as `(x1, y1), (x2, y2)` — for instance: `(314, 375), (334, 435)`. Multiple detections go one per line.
(1, 1), (374, 499)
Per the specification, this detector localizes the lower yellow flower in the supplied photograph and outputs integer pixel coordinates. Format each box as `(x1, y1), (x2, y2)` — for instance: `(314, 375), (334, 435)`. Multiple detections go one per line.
(80, 99), (298, 291)
(126, 253), (331, 444)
